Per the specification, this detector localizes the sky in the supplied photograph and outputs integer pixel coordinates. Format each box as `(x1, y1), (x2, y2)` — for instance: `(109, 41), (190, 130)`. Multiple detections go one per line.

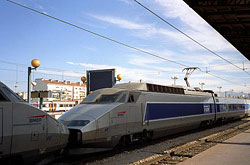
(0, 0), (250, 94)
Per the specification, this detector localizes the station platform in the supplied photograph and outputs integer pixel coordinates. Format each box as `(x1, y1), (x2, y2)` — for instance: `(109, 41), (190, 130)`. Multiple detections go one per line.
(180, 128), (250, 165)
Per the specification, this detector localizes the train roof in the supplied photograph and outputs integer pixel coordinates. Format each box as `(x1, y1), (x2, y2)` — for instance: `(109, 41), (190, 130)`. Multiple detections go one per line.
(113, 83), (148, 91)
(114, 82), (213, 96)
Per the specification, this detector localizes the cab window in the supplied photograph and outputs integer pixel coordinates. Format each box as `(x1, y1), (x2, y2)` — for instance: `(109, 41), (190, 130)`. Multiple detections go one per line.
(1, 87), (23, 102)
(127, 92), (141, 103)
(0, 92), (8, 102)
(98, 94), (119, 103)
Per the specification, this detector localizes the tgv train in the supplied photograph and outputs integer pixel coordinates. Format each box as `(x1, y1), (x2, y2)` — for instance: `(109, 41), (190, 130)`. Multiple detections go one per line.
(59, 82), (250, 152)
(0, 82), (69, 163)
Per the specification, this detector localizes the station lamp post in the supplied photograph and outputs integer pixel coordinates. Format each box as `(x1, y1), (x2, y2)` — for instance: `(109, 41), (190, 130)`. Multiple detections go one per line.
(27, 59), (40, 103)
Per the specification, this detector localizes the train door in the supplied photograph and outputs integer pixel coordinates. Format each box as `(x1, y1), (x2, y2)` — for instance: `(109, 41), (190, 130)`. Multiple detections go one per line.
(97, 113), (110, 139)
(0, 101), (13, 158)
(139, 94), (147, 126)
(211, 93), (218, 121)
(110, 108), (127, 136)
(126, 92), (142, 133)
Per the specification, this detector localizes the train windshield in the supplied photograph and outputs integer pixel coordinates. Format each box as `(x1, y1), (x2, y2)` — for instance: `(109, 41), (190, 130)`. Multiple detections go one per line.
(83, 92), (100, 102)
(1, 87), (24, 102)
(98, 94), (120, 103)
(67, 120), (90, 127)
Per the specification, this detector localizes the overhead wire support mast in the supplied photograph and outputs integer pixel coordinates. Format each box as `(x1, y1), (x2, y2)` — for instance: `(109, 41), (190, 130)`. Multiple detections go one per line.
(134, 0), (250, 77)
(6, 0), (250, 89)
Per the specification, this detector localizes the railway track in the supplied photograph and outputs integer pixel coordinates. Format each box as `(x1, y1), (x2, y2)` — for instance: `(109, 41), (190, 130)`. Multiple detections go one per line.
(131, 120), (250, 165)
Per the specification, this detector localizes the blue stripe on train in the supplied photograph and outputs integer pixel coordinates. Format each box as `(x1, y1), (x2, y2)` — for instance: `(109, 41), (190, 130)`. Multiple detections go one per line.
(145, 103), (214, 121)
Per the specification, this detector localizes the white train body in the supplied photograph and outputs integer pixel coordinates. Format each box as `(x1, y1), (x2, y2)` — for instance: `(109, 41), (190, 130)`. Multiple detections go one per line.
(0, 82), (69, 163)
(59, 83), (248, 152)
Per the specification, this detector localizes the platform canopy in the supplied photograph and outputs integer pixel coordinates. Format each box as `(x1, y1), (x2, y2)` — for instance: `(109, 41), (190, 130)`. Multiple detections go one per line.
(183, 0), (250, 60)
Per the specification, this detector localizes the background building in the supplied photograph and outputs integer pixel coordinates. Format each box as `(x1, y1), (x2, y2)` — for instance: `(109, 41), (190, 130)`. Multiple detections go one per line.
(17, 92), (27, 101)
(33, 78), (86, 101)
(31, 78), (86, 112)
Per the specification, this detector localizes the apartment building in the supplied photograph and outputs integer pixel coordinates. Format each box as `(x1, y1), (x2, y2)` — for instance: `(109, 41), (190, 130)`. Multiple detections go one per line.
(33, 78), (86, 103)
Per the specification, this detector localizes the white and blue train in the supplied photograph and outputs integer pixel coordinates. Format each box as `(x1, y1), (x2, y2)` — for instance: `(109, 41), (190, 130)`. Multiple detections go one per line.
(59, 82), (250, 153)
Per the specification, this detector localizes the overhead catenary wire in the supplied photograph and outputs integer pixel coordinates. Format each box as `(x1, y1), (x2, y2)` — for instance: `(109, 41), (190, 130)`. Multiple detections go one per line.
(0, 67), (26, 72)
(0, 60), (27, 67)
(5, 0), (188, 69)
(5, 0), (250, 89)
(0, 60), (85, 75)
(199, 60), (249, 69)
(0, 60), (86, 83)
(134, 0), (250, 76)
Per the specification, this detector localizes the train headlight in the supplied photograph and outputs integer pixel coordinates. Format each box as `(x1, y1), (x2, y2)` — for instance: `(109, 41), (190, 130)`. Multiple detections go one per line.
(77, 131), (82, 142)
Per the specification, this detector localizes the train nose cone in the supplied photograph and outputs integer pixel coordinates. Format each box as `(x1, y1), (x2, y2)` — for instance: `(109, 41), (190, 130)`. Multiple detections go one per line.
(59, 103), (121, 122)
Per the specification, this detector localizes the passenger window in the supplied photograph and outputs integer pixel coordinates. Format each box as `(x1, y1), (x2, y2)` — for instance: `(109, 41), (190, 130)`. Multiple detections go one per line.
(128, 95), (134, 103)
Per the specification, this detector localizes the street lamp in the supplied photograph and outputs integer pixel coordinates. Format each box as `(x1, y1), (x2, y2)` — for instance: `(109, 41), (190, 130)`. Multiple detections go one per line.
(117, 74), (122, 81)
(27, 59), (40, 103)
(81, 76), (86, 83)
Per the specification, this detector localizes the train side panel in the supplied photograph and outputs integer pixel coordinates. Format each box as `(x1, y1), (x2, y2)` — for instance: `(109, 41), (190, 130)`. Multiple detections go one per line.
(11, 103), (47, 160)
(216, 98), (246, 120)
(144, 92), (215, 138)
